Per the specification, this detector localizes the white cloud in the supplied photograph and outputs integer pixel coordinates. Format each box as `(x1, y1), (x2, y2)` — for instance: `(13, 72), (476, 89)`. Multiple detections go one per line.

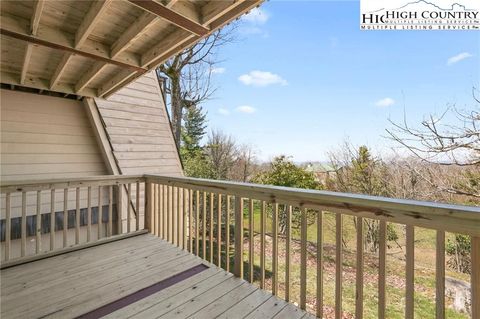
(447, 52), (473, 65)
(211, 67), (226, 74)
(236, 105), (256, 114)
(238, 70), (287, 87)
(218, 108), (230, 115)
(242, 8), (269, 25)
(375, 97), (395, 107)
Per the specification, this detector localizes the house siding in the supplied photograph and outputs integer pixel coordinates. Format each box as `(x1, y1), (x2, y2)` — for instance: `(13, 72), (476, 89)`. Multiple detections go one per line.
(95, 71), (183, 176)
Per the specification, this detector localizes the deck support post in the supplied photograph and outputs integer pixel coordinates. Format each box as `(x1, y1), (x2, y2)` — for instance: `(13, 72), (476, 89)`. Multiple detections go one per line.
(472, 236), (480, 318)
(234, 197), (243, 278)
(145, 182), (154, 233)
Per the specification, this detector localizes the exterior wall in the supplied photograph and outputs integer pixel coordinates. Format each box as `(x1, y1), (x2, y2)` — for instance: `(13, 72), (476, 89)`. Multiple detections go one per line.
(95, 71), (183, 176)
(1, 89), (109, 181)
(0, 89), (112, 255)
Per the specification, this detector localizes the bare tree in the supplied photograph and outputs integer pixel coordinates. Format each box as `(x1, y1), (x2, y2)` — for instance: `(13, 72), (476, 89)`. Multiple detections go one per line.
(156, 28), (236, 148)
(205, 130), (238, 180)
(386, 88), (480, 198)
(229, 144), (257, 182)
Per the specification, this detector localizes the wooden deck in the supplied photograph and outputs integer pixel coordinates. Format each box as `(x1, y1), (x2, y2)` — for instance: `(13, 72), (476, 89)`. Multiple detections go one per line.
(1, 233), (311, 319)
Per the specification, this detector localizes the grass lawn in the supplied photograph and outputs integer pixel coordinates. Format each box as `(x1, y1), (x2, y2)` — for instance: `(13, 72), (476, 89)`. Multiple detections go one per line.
(229, 206), (471, 319)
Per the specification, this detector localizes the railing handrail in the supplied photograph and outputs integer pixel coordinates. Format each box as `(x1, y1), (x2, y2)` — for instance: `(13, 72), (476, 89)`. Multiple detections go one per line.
(0, 175), (145, 193)
(145, 174), (480, 236)
(1, 174), (479, 235)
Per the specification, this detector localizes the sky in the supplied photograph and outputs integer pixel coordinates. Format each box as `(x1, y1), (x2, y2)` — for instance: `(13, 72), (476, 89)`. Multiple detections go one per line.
(200, 0), (480, 162)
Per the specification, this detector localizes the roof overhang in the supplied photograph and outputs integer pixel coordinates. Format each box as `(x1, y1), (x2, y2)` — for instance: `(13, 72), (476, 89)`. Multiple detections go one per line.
(0, 0), (263, 98)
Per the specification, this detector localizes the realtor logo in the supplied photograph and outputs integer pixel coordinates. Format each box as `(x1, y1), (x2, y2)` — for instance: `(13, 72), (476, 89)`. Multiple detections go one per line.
(360, 0), (480, 30)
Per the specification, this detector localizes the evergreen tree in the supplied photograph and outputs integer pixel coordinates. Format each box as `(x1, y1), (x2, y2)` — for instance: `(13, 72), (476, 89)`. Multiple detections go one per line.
(180, 106), (213, 178)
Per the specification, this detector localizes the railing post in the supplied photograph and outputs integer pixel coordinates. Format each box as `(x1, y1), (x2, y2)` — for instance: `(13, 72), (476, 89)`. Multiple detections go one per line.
(145, 181), (153, 233)
(234, 196), (243, 278)
(472, 236), (480, 319)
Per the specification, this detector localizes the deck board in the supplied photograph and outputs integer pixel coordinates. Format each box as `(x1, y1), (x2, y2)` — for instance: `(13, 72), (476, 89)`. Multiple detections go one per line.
(1, 233), (310, 319)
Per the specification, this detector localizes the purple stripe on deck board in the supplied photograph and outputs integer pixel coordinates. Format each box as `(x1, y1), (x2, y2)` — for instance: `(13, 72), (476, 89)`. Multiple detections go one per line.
(75, 264), (209, 319)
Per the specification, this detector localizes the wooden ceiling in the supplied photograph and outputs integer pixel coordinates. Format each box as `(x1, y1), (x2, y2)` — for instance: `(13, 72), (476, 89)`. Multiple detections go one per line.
(0, 0), (263, 98)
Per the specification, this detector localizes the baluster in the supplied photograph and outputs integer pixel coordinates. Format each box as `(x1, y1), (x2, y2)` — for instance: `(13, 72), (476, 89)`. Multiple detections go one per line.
(174, 187), (179, 245)
(184, 189), (188, 250)
(163, 185), (168, 238)
(50, 190), (55, 250)
(98, 186), (102, 239)
(108, 186), (113, 236)
(472, 236), (480, 319)
(63, 189), (68, 248)
(5, 193), (11, 261)
(285, 205), (291, 300)
(217, 194), (222, 267)
(127, 183), (132, 233)
(189, 189), (193, 253)
(209, 193), (214, 263)
(178, 187), (183, 247)
(355, 217), (364, 319)
(75, 187), (80, 244)
(379, 220), (387, 318)
(117, 185), (123, 235)
(272, 203), (278, 295)
(316, 211), (324, 319)
(195, 190), (200, 255)
(158, 184), (163, 238)
(405, 225), (415, 319)
(300, 208), (307, 310)
(335, 213), (343, 319)
(153, 184), (158, 236)
(21, 191), (26, 256)
(202, 192), (207, 259)
(234, 197), (243, 278)
(226, 195), (231, 272)
(36, 190), (41, 253)
(87, 187), (92, 242)
(436, 231), (445, 319)
(248, 198), (254, 283)
(136, 181), (140, 231)
(260, 201), (266, 289)
(167, 186), (172, 242)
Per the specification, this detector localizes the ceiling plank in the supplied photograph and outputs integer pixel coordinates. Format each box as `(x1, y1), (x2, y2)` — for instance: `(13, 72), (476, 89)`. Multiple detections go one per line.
(30, 0), (45, 35)
(21, 0), (45, 85)
(20, 44), (33, 85)
(78, 0), (180, 94)
(75, 61), (108, 92)
(2, 70), (96, 97)
(0, 27), (145, 72)
(101, 0), (263, 98)
(110, 12), (156, 58)
(76, 0), (113, 48)
(50, 53), (73, 89)
(127, 0), (209, 36)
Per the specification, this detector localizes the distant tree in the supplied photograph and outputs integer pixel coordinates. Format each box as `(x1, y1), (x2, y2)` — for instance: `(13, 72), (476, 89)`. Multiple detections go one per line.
(252, 156), (321, 233)
(181, 106), (207, 156)
(180, 106), (213, 178)
(387, 90), (480, 273)
(157, 29), (235, 148)
(229, 144), (257, 182)
(327, 144), (398, 252)
(205, 130), (238, 180)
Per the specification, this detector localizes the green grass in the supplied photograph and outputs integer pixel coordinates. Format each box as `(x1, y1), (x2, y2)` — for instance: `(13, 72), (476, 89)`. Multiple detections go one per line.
(188, 205), (470, 318)
(230, 207), (471, 319)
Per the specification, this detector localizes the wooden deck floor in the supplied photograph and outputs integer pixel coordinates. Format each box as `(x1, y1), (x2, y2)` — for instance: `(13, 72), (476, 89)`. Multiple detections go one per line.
(1, 233), (313, 319)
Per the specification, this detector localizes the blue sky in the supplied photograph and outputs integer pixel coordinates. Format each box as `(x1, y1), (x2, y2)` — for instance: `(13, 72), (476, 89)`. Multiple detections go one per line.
(201, 1), (480, 162)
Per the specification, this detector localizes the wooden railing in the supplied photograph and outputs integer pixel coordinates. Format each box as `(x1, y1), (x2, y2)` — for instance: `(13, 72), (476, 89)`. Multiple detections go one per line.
(0, 175), (145, 268)
(145, 174), (480, 319)
(1, 174), (479, 318)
